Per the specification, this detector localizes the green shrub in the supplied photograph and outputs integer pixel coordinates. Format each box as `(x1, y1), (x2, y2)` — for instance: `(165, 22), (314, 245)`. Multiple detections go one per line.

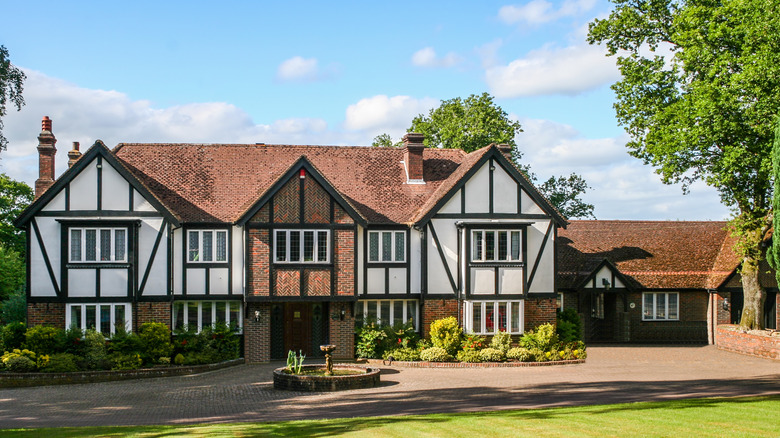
(62, 327), (86, 356)
(419, 347), (452, 362)
(355, 323), (386, 359)
(174, 353), (185, 365)
(382, 321), (419, 351)
(382, 347), (420, 361)
(24, 325), (63, 355)
(139, 322), (173, 365)
(79, 329), (109, 370)
(490, 330), (513, 353)
(5, 354), (36, 372)
(429, 317), (462, 356)
(520, 323), (559, 352)
(0, 292), (27, 325)
(1, 322), (26, 351)
(461, 333), (486, 351)
(528, 348), (544, 362)
(556, 309), (582, 343)
(456, 349), (482, 363)
(40, 353), (79, 372)
(111, 353), (143, 370)
(108, 327), (142, 356)
(200, 322), (240, 362)
(479, 347), (505, 362)
(507, 347), (533, 361)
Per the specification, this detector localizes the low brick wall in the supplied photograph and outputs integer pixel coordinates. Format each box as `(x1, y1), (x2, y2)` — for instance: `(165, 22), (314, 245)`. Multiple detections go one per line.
(364, 358), (585, 368)
(716, 325), (780, 360)
(273, 365), (380, 391)
(0, 359), (244, 388)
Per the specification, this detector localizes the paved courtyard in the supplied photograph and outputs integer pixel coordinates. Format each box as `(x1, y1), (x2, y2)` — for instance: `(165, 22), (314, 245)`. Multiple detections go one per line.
(0, 345), (778, 429)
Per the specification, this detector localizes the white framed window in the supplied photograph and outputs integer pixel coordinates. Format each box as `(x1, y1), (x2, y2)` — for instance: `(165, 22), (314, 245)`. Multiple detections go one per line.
(69, 227), (127, 263)
(643, 292), (679, 321)
(274, 229), (329, 263)
(66, 303), (131, 335)
(188, 230), (228, 263)
(592, 292), (605, 319)
(471, 230), (522, 262)
(173, 300), (243, 332)
(557, 292), (564, 312)
(464, 300), (524, 335)
(355, 299), (418, 330)
(368, 231), (406, 262)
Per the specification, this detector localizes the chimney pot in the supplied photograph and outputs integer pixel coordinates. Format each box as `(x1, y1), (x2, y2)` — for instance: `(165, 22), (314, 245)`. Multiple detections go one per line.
(403, 133), (425, 183)
(68, 141), (82, 168)
(496, 143), (513, 162)
(41, 116), (52, 132)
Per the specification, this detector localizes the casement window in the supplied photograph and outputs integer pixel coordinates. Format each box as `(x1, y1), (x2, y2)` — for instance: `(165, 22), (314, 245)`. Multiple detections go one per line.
(172, 301), (242, 332)
(274, 230), (329, 263)
(643, 292), (679, 321)
(368, 231), (406, 263)
(464, 300), (524, 335)
(69, 227), (127, 263)
(66, 303), (131, 335)
(471, 230), (521, 262)
(592, 292), (605, 319)
(188, 230), (228, 263)
(557, 293), (564, 312)
(354, 299), (418, 330)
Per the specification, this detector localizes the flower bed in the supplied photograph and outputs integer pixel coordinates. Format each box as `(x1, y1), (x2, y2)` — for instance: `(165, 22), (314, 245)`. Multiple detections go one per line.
(363, 358), (585, 368)
(716, 325), (780, 360)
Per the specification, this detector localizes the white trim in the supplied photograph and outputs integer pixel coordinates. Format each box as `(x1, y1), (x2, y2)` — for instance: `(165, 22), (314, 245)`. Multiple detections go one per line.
(367, 230), (406, 263)
(464, 300), (524, 334)
(471, 229), (522, 262)
(66, 303), (132, 335)
(172, 300), (243, 332)
(273, 229), (330, 263)
(642, 292), (679, 321)
(356, 299), (419, 331)
(187, 229), (228, 263)
(69, 227), (127, 263)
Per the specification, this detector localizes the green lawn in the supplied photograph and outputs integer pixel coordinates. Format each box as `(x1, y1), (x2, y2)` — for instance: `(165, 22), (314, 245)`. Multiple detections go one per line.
(3, 396), (779, 437)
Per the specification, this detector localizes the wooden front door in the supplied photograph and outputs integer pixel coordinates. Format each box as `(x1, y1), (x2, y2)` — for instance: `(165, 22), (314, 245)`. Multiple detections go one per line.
(284, 303), (312, 355)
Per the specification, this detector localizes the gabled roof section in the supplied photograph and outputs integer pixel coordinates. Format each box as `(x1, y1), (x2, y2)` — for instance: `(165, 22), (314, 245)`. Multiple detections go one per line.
(14, 141), (179, 227)
(237, 156), (366, 226)
(113, 143), (467, 224)
(558, 220), (739, 290)
(574, 258), (637, 291)
(412, 145), (567, 227)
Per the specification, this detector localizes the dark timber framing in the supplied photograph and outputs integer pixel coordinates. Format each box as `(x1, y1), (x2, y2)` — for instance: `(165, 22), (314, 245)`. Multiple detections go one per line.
(463, 223), (529, 299)
(362, 226), (411, 297)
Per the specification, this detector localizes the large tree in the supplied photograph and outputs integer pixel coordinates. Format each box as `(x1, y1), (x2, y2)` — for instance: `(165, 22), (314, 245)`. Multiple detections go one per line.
(375, 93), (595, 219)
(588, 0), (780, 329)
(0, 45), (26, 153)
(0, 173), (33, 255)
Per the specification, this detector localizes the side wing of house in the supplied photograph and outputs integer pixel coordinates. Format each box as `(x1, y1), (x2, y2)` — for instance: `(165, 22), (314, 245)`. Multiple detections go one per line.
(18, 142), (176, 334)
(418, 147), (565, 334)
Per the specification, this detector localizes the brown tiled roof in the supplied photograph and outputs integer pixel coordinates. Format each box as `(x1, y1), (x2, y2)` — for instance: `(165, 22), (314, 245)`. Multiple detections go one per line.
(558, 220), (741, 290)
(112, 143), (470, 224)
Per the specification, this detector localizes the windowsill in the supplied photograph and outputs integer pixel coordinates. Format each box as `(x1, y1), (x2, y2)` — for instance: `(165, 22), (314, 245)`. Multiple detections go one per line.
(469, 262), (524, 267)
(67, 263), (130, 269)
(641, 318), (680, 322)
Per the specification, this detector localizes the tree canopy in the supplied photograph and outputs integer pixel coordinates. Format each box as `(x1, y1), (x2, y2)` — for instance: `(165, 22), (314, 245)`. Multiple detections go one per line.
(376, 92), (595, 219)
(588, 0), (780, 328)
(0, 173), (33, 256)
(0, 45), (26, 153)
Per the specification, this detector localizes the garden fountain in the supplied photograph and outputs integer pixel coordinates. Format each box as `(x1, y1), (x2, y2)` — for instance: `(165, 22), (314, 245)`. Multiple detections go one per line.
(273, 344), (381, 391)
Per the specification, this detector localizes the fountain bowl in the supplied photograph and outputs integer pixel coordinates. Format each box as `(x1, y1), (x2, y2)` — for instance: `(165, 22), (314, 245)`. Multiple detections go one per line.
(273, 365), (380, 391)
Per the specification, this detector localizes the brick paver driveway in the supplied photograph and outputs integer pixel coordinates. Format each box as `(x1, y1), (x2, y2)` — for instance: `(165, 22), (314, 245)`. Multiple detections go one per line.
(0, 345), (778, 428)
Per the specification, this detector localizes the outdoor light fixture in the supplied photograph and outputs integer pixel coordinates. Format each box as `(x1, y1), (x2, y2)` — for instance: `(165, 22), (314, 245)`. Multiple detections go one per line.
(602, 278), (611, 289)
(722, 298), (729, 311)
(254, 310), (260, 322)
(340, 309), (346, 321)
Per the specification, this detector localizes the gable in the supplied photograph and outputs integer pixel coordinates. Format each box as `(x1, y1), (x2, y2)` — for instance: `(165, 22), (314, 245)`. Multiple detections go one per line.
(15, 141), (177, 227)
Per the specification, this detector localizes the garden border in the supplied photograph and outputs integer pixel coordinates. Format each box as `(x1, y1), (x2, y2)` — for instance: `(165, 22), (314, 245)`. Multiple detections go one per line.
(0, 358), (244, 388)
(362, 358), (585, 368)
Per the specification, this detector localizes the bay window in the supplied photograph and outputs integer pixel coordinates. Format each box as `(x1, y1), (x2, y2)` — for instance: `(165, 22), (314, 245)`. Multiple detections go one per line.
(69, 227), (127, 263)
(274, 230), (329, 263)
(464, 300), (523, 334)
(188, 230), (228, 262)
(472, 230), (521, 262)
(368, 230), (405, 262)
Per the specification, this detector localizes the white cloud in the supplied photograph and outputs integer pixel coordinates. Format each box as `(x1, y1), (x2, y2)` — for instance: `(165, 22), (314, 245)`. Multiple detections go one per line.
(498, 0), (597, 25)
(485, 43), (618, 97)
(343, 95), (438, 138)
(411, 47), (463, 68)
(276, 56), (321, 82)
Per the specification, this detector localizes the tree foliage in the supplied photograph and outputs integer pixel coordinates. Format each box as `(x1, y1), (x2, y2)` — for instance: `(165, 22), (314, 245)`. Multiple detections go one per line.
(0, 243), (24, 301)
(0, 173), (33, 255)
(0, 45), (26, 153)
(588, 0), (780, 328)
(767, 118), (780, 284)
(377, 93), (595, 219)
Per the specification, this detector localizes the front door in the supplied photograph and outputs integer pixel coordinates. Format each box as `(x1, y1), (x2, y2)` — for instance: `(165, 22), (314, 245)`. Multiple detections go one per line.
(284, 303), (312, 355)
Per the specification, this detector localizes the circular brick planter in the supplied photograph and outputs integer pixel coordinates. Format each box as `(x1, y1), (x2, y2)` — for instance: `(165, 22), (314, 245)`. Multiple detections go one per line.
(363, 358), (585, 368)
(273, 365), (380, 391)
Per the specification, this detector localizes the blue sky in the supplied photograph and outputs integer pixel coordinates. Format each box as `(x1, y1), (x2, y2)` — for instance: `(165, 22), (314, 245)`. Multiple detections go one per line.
(1, 0), (730, 220)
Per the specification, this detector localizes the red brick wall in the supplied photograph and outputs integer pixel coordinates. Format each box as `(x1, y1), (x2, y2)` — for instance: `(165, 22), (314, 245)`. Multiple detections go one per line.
(421, 298), (459, 338)
(716, 325), (780, 360)
(303, 177), (329, 223)
(247, 229), (270, 296)
(134, 302), (172, 330)
(244, 303), (271, 363)
(27, 302), (65, 327)
(304, 269), (330, 296)
(275, 270), (300, 296)
(273, 178), (300, 223)
(334, 204), (353, 224)
(334, 229), (355, 296)
(328, 302), (355, 359)
(524, 298), (557, 331)
(251, 204), (270, 222)
(626, 291), (708, 342)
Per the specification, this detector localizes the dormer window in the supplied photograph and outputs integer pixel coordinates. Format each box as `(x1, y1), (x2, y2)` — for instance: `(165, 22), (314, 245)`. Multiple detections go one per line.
(188, 230), (228, 263)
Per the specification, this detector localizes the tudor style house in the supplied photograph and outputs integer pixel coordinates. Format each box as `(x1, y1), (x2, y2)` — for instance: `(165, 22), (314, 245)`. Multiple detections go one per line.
(16, 117), (565, 361)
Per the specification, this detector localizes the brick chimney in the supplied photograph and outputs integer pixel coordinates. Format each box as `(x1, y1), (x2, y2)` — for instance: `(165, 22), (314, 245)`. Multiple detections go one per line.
(35, 116), (57, 199)
(403, 132), (425, 184)
(497, 143), (513, 162)
(68, 142), (81, 168)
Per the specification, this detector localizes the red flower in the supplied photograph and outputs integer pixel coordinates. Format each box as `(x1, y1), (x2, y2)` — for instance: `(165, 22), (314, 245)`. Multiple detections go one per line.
(398, 338), (402, 344)
(181, 340), (188, 345)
